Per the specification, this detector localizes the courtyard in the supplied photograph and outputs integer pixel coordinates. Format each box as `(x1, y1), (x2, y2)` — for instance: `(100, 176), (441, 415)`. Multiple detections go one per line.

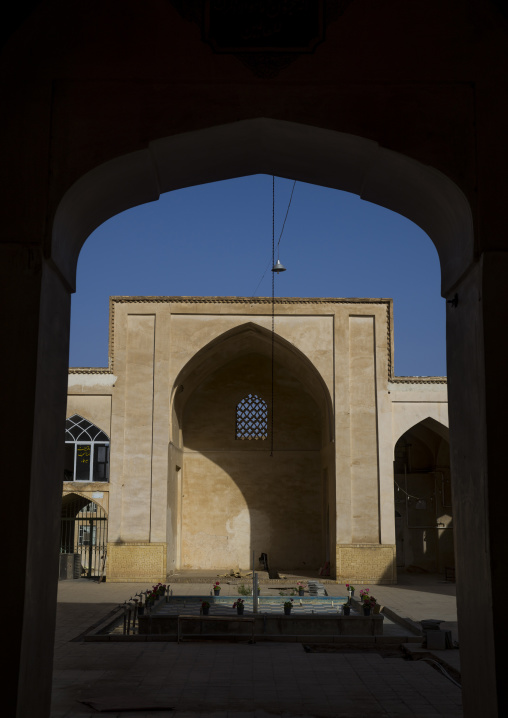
(52, 572), (460, 717)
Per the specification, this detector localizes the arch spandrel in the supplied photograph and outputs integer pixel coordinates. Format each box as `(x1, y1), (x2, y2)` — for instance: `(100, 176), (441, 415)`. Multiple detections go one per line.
(392, 404), (449, 450)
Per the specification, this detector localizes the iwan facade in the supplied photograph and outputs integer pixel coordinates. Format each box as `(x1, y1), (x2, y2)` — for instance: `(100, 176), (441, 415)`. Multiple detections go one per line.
(64, 296), (450, 583)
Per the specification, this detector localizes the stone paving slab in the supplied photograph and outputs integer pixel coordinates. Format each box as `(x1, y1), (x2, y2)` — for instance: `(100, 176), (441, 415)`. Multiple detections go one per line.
(52, 642), (462, 717)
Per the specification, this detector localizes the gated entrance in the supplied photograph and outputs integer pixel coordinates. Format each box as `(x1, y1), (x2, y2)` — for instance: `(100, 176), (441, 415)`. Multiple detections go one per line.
(60, 494), (108, 579)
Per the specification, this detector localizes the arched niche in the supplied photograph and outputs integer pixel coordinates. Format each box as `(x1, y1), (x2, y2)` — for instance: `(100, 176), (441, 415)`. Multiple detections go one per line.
(168, 321), (335, 574)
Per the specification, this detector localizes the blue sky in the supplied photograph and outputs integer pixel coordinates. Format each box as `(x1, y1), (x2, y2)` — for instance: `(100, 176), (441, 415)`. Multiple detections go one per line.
(69, 175), (446, 377)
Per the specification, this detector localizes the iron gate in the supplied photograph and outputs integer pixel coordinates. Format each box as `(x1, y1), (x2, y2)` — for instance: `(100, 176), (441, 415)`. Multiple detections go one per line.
(60, 494), (108, 579)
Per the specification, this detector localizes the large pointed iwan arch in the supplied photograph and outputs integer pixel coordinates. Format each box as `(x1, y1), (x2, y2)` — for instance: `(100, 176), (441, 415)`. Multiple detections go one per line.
(168, 320), (335, 573)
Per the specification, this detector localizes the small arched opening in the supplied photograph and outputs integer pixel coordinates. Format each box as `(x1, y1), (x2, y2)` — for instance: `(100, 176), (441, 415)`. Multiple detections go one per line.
(60, 493), (108, 580)
(393, 418), (452, 576)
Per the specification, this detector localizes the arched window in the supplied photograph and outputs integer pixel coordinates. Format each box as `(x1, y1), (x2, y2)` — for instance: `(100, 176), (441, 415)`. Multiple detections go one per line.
(64, 415), (110, 482)
(236, 394), (268, 440)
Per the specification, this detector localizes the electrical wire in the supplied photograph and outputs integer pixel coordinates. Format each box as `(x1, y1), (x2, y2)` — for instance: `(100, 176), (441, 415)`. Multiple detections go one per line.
(250, 178), (296, 298)
(275, 179), (296, 257)
(271, 175), (275, 458)
(394, 480), (422, 502)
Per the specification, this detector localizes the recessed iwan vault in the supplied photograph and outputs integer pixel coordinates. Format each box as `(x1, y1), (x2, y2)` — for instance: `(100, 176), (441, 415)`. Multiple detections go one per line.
(65, 296), (449, 584)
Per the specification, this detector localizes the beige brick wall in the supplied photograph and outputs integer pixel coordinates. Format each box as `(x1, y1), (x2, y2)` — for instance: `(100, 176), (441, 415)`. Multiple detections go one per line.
(107, 542), (167, 582)
(336, 544), (396, 584)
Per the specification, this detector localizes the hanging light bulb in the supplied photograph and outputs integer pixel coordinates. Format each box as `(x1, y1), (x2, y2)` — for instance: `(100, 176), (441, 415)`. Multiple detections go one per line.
(271, 259), (286, 273)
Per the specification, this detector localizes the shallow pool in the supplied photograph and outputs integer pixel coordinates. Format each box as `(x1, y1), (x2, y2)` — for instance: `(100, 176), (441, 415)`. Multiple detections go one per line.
(153, 595), (351, 616)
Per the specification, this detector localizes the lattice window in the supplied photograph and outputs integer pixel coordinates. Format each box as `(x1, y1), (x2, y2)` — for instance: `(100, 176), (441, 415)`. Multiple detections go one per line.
(64, 414), (110, 482)
(65, 415), (109, 442)
(236, 394), (268, 440)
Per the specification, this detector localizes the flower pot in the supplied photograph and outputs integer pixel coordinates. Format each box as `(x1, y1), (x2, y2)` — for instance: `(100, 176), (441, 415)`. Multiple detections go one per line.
(213, 589), (220, 596)
(362, 605), (371, 616)
(298, 588), (304, 596)
(348, 589), (354, 598)
(343, 605), (350, 616)
(237, 605), (244, 615)
(284, 606), (292, 616)
(202, 606), (210, 616)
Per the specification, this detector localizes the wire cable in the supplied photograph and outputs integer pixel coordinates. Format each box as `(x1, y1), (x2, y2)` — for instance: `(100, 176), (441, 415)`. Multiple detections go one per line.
(276, 179), (296, 257)
(271, 175), (275, 457)
(250, 178), (296, 297)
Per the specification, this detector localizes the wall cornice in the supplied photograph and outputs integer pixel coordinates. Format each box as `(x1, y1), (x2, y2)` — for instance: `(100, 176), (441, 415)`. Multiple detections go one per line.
(109, 295), (392, 305)
(389, 377), (447, 385)
(69, 296), (446, 386)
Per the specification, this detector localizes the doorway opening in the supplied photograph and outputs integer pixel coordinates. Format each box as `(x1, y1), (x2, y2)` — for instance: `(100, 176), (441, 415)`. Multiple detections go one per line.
(60, 494), (108, 579)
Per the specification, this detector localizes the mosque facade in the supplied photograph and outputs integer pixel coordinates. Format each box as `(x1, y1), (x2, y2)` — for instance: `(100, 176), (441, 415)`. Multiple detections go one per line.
(63, 296), (450, 584)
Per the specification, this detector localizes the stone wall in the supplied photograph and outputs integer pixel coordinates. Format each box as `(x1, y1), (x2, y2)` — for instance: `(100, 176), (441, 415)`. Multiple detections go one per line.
(107, 542), (167, 583)
(336, 544), (397, 584)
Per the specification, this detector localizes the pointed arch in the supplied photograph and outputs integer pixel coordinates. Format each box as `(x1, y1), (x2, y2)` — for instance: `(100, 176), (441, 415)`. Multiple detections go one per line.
(65, 414), (109, 442)
(394, 416), (450, 469)
(393, 407), (449, 450)
(169, 319), (334, 572)
(60, 493), (108, 579)
(171, 320), (334, 443)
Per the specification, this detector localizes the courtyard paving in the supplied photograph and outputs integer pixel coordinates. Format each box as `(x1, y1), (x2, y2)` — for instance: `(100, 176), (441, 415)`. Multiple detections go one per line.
(51, 572), (461, 717)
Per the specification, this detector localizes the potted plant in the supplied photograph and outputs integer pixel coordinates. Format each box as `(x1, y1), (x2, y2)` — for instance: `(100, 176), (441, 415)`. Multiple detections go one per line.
(297, 581), (306, 596)
(237, 583), (251, 596)
(201, 600), (210, 616)
(213, 581), (221, 596)
(284, 599), (293, 616)
(346, 583), (355, 598)
(152, 582), (165, 598)
(360, 588), (377, 616)
(233, 598), (245, 615)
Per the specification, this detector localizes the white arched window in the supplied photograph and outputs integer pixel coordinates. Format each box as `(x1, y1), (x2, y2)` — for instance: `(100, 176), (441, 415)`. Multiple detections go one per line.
(64, 414), (110, 482)
(235, 394), (268, 440)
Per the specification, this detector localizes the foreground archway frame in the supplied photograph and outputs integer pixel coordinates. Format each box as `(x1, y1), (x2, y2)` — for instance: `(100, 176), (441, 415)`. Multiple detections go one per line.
(53, 119), (473, 296)
(6, 115), (507, 718)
